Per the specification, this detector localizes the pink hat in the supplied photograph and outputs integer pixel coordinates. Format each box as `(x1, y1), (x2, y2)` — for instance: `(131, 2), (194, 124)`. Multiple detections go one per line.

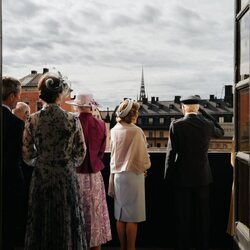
(65, 93), (99, 107)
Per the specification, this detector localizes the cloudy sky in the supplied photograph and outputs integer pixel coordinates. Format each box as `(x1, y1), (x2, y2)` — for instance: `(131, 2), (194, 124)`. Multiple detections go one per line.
(3, 0), (234, 110)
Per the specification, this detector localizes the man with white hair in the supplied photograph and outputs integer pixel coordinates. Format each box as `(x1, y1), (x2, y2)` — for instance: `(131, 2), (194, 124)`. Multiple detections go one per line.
(164, 95), (224, 250)
(13, 101), (33, 228)
(12, 102), (31, 121)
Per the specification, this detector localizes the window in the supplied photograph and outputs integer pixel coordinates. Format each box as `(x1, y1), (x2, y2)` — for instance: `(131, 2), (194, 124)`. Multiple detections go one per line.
(219, 117), (224, 123)
(159, 131), (164, 138)
(159, 117), (164, 124)
(237, 87), (250, 153)
(148, 117), (153, 124)
(149, 131), (153, 138)
(234, 2), (250, 248)
(239, 11), (250, 80)
(236, 160), (249, 226)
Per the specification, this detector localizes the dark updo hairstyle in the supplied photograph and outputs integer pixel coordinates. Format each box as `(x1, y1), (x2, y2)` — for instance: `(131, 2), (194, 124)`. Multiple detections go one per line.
(38, 74), (64, 103)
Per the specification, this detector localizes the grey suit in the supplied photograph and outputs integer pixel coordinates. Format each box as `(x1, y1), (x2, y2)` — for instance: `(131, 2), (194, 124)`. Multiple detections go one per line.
(164, 112), (224, 250)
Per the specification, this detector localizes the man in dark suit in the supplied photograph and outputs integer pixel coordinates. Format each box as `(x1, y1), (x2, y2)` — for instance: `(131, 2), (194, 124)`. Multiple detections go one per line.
(2, 76), (25, 250)
(164, 95), (224, 250)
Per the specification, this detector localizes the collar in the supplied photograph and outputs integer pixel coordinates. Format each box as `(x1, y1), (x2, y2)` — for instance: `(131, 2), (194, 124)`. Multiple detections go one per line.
(2, 104), (11, 112)
(185, 112), (198, 117)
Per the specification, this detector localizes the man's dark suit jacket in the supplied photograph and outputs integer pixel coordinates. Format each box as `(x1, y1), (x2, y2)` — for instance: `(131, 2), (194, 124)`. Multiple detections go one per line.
(164, 113), (224, 187)
(2, 105), (25, 249)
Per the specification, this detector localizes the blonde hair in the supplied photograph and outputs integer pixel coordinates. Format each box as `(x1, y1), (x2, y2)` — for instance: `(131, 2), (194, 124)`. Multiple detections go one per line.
(116, 99), (139, 124)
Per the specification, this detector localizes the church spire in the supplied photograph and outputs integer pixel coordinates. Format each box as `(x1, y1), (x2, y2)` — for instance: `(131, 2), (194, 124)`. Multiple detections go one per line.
(139, 68), (146, 101)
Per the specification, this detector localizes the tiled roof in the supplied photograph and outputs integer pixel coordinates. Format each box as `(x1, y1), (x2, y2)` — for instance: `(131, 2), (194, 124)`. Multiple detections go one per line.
(20, 73), (43, 87)
(137, 98), (233, 116)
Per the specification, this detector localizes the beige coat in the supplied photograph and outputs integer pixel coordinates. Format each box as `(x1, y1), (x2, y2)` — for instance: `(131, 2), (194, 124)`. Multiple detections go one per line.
(110, 122), (151, 174)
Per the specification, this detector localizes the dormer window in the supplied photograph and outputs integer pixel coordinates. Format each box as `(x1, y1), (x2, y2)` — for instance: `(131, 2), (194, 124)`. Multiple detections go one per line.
(219, 117), (224, 123)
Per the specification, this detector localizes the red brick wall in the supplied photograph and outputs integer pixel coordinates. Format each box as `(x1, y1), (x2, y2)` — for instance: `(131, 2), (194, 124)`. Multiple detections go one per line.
(21, 89), (73, 114)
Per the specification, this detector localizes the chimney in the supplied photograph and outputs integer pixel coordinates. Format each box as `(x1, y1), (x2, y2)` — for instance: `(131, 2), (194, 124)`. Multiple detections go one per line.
(156, 97), (159, 102)
(31, 70), (37, 74)
(142, 97), (148, 104)
(43, 68), (49, 74)
(151, 97), (155, 104)
(210, 95), (215, 101)
(174, 96), (181, 104)
(224, 85), (233, 106)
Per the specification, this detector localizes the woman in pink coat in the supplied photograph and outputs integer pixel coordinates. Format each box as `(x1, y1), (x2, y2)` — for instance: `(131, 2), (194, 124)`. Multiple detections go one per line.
(66, 93), (112, 250)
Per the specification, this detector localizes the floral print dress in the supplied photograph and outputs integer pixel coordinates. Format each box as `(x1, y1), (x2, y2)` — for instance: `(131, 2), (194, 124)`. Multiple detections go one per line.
(22, 104), (88, 250)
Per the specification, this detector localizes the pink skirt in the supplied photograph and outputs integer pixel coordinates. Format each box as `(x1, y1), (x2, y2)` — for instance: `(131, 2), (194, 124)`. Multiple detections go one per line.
(77, 172), (112, 248)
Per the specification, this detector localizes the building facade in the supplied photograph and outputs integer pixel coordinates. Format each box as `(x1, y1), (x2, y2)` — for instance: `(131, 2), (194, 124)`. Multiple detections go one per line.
(19, 68), (72, 113)
(109, 71), (234, 152)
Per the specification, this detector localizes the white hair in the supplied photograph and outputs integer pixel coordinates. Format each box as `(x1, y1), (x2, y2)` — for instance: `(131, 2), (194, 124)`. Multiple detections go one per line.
(13, 102), (30, 113)
(13, 102), (31, 121)
(182, 104), (200, 113)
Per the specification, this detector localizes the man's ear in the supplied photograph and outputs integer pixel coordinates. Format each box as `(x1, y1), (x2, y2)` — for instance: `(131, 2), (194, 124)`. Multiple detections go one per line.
(181, 104), (185, 115)
(9, 92), (15, 101)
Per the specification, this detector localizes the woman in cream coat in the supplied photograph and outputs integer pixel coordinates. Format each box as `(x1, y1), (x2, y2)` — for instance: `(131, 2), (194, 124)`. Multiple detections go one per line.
(109, 99), (151, 250)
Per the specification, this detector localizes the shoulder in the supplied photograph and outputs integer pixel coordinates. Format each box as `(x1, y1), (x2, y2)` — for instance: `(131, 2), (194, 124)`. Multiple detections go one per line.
(132, 124), (144, 133)
(170, 117), (185, 127)
(61, 110), (79, 123)
(13, 113), (24, 128)
(93, 116), (105, 125)
(111, 122), (122, 130)
(67, 111), (78, 119)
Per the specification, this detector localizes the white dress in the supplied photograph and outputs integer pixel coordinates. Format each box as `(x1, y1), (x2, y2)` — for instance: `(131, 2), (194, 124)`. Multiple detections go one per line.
(114, 171), (146, 222)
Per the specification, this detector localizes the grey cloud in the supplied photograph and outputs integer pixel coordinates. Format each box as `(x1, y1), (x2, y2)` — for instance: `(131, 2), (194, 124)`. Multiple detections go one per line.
(2, 0), (234, 110)
(110, 14), (137, 28)
(4, 0), (41, 18)
(42, 18), (61, 34)
(175, 6), (201, 22)
(80, 9), (103, 23)
(140, 5), (162, 23)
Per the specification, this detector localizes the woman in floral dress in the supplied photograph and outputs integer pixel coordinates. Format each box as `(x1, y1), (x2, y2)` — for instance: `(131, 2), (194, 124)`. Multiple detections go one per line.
(22, 73), (88, 250)
(66, 93), (112, 250)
